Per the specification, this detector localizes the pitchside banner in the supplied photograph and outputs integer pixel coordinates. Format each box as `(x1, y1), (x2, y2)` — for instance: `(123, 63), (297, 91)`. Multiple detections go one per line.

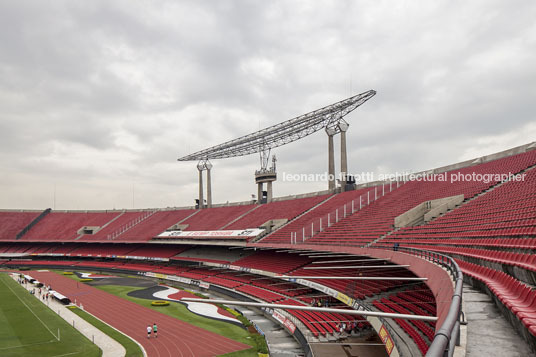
(156, 229), (264, 239)
(378, 325), (395, 356)
(272, 309), (296, 334)
(199, 282), (210, 289)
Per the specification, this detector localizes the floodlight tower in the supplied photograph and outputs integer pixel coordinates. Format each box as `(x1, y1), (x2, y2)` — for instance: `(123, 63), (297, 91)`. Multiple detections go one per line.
(178, 90), (376, 204)
(196, 159), (212, 208)
(325, 117), (350, 191)
(255, 146), (277, 203)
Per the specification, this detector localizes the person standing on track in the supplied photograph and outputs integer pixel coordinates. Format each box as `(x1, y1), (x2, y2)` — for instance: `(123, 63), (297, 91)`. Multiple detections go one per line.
(147, 325), (152, 338)
(153, 323), (158, 338)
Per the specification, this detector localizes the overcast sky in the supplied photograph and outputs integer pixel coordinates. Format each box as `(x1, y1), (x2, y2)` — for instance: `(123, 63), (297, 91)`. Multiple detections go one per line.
(1, 0), (535, 210)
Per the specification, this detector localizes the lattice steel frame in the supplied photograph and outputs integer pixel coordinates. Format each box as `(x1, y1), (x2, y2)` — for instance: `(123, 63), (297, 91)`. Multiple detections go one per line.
(177, 90), (376, 161)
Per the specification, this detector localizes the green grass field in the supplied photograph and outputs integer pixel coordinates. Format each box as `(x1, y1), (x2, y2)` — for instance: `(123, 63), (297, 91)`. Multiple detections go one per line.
(96, 285), (261, 356)
(0, 273), (101, 357)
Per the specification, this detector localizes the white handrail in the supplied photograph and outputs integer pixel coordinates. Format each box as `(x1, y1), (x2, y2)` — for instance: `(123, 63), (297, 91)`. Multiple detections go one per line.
(291, 180), (403, 243)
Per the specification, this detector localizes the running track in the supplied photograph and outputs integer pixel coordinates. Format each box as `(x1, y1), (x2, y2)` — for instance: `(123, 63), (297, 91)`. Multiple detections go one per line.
(29, 271), (250, 357)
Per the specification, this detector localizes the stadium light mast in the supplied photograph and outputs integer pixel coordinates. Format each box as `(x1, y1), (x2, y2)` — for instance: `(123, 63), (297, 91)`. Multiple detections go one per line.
(196, 159), (212, 208)
(178, 90), (376, 206)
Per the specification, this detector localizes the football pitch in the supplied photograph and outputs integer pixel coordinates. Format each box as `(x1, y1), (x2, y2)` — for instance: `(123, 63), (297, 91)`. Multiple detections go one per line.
(0, 273), (101, 357)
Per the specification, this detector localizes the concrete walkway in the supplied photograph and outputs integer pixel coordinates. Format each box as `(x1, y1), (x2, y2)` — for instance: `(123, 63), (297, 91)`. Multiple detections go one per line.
(10, 272), (127, 357)
(464, 285), (534, 357)
(188, 285), (305, 357)
(242, 309), (304, 357)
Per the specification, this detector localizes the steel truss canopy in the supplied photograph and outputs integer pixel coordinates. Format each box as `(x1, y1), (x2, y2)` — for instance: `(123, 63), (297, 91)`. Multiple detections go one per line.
(177, 90), (376, 161)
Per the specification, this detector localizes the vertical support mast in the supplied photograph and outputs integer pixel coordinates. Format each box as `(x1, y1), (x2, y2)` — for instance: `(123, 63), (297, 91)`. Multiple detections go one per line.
(326, 127), (337, 192)
(339, 120), (349, 191)
(197, 161), (204, 209)
(197, 159), (213, 209)
(206, 161), (213, 208)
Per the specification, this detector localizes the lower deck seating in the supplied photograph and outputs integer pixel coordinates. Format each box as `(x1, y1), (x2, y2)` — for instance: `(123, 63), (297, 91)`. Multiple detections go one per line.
(235, 284), (286, 303)
(232, 250), (313, 274)
(373, 300), (429, 355)
(371, 284), (437, 355)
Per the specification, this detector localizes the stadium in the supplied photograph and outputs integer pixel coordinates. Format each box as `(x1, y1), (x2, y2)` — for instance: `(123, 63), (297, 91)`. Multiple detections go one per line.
(2, 2), (536, 357)
(1, 93), (536, 356)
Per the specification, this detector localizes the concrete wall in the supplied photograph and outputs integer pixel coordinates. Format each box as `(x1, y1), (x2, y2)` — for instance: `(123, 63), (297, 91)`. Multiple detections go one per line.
(394, 194), (465, 227)
(424, 195), (464, 222)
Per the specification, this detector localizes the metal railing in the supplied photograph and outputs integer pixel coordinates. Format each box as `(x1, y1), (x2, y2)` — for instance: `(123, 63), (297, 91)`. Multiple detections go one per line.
(290, 180), (405, 244)
(371, 246), (464, 357)
(107, 210), (157, 240)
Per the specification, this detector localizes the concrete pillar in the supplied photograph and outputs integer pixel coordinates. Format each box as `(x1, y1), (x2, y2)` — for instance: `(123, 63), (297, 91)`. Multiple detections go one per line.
(341, 132), (348, 175)
(206, 167), (212, 208)
(327, 129), (336, 191)
(340, 130), (348, 187)
(339, 121), (349, 191)
(257, 183), (263, 204)
(267, 181), (273, 203)
(198, 168), (204, 209)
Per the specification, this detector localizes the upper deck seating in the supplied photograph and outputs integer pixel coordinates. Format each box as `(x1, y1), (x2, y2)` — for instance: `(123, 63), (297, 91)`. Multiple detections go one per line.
(0, 211), (41, 241)
(225, 195), (330, 230)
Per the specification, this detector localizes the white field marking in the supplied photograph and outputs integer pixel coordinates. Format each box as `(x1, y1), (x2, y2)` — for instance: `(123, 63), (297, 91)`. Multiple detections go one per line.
(1, 275), (59, 341)
(51, 351), (81, 357)
(0, 339), (57, 351)
(153, 286), (239, 323)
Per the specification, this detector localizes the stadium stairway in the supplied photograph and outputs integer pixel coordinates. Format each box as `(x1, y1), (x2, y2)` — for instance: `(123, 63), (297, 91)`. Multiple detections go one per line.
(106, 209), (158, 240)
(15, 208), (51, 240)
(366, 227), (401, 248)
(252, 193), (337, 243)
(0, 210), (44, 241)
(219, 205), (261, 229)
(75, 210), (128, 240)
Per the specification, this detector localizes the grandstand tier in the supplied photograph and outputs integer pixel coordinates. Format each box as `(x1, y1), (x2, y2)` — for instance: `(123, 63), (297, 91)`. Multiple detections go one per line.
(1, 144), (536, 355)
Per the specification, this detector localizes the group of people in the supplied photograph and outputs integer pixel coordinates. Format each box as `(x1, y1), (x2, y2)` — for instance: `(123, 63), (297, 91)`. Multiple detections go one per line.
(147, 323), (158, 338)
(29, 287), (51, 302)
(336, 321), (361, 335)
(17, 275), (52, 302)
(311, 297), (330, 308)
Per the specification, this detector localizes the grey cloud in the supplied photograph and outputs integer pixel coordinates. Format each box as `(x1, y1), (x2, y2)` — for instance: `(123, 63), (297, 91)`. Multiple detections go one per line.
(1, 0), (535, 209)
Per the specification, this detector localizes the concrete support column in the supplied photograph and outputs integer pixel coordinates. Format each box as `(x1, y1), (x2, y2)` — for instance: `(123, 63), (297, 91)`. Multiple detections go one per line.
(198, 168), (204, 209)
(340, 130), (347, 182)
(267, 181), (273, 203)
(257, 183), (263, 204)
(339, 121), (349, 191)
(326, 128), (336, 192)
(206, 167), (212, 208)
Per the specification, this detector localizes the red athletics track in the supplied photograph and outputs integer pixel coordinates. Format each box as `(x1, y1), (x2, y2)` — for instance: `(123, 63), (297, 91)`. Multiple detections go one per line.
(29, 271), (251, 357)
